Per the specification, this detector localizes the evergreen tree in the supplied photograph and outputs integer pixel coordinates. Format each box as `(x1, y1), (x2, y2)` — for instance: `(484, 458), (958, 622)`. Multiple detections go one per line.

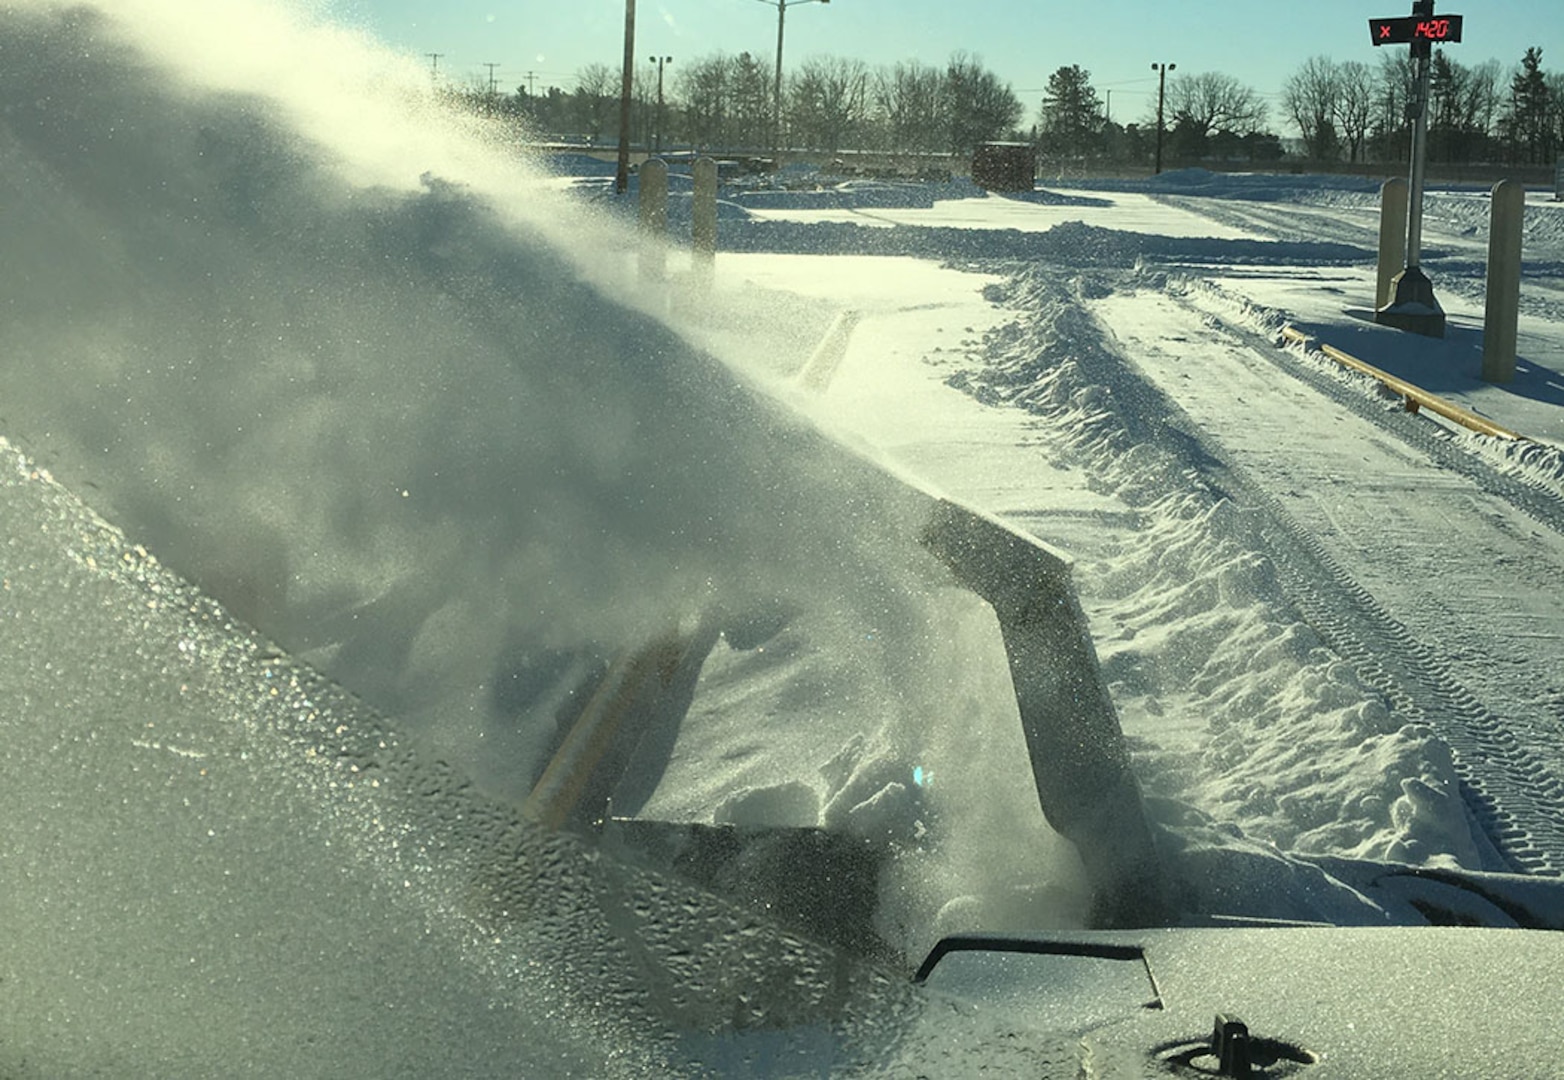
(1502, 47), (1554, 164)
(1037, 65), (1102, 158)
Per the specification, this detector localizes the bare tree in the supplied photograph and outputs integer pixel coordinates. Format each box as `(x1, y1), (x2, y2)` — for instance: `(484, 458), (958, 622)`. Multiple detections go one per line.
(676, 53), (731, 151)
(1429, 51), (1501, 162)
(1551, 71), (1564, 158)
(1167, 71), (1267, 141)
(1463, 58), (1504, 156)
(729, 52), (772, 150)
(572, 63), (617, 144)
(1370, 52), (1416, 161)
(873, 60), (946, 154)
(945, 52), (1023, 155)
(787, 55), (870, 154)
(1334, 60), (1376, 163)
(1282, 56), (1341, 161)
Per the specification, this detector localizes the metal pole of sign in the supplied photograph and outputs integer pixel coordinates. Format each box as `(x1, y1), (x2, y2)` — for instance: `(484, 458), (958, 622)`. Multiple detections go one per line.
(1375, 0), (1446, 337)
(615, 0), (637, 196)
(1405, 47), (1431, 273)
(772, 0), (786, 157)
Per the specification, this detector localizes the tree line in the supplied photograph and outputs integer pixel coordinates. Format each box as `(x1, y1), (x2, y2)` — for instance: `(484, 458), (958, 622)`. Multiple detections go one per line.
(456, 45), (1563, 169)
(455, 51), (1024, 158)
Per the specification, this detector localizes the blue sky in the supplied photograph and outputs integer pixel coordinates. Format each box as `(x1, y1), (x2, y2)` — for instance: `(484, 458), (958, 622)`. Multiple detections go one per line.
(332, 0), (1557, 123)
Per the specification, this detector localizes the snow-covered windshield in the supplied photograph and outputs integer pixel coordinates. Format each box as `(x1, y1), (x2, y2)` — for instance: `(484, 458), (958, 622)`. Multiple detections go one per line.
(5, 0), (1564, 1074)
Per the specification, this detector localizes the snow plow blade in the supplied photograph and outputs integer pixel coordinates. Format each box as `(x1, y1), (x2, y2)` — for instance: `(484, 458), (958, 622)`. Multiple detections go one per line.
(918, 498), (1167, 928)
(526, 489), (1166, 931)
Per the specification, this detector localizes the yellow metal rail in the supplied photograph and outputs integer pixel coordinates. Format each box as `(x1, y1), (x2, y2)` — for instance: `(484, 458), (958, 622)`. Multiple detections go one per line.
(1279, 326), (1527, 442)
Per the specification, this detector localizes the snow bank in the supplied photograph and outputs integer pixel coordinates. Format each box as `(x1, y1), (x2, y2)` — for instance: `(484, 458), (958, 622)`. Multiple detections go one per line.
(1054, 168), (1385, 203)
(951, 267), (1484, 871)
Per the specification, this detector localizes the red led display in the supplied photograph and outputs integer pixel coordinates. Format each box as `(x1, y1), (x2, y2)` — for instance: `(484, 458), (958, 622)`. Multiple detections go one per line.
(1369, 14), (1464, 45)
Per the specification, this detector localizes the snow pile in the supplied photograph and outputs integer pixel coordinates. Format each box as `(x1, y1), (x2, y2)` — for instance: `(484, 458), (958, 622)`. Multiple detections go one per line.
(731, 177), (986, 211)
(1468, 434), (1564, 493)
(1422, 191), (1564, 254)
(1056, 168), (1385, 203)
(951, 267), (1484, 870)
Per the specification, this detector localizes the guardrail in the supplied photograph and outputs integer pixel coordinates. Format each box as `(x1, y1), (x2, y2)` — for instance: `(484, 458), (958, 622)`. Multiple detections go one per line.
(1279, 326), (1527, 442)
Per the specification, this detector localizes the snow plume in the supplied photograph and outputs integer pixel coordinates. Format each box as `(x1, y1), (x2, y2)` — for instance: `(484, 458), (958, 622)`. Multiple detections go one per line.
(0, 3), (951, 794)
(954, 268), (1486, 872)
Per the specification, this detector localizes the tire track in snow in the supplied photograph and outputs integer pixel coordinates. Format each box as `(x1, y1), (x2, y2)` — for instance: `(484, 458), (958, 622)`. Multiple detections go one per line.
(1096, 284), (1564, 875)
(1174, 279), (1564, 551)
(1186, 442), (1564, 876)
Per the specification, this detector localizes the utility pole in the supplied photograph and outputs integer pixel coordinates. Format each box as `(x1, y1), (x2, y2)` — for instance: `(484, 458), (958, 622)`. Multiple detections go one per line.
(426, 52), (443, 89)
(753, 0), (829, 159)
(648, 56), (673, 155)
(524, 71), (538, 97)
(1151, 61), (1175, 174)
(615, 0), (636, 195)
(483, 62), (500, 96)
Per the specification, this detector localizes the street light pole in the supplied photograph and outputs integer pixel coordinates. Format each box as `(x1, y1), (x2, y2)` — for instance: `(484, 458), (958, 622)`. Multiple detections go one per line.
(615, 0), (636, 195)
(649, 55), (672, 155)
(1151, 62), (1175, 175)
(753, 0), (829, 159)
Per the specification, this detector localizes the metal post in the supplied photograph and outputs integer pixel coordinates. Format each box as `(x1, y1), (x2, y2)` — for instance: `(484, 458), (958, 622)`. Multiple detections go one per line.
(755, 0), (826, 161)
(614, 0), (636, 196)
(1482, 179), (1525, 384)
(772, 0), (786, 157)
(692, 157), (718, 288)
(1376, 177), (1409, 309)
(649, 56), (672, 155)
(1405, 48), (1430, 269)
(1375, 1), (1445, 337)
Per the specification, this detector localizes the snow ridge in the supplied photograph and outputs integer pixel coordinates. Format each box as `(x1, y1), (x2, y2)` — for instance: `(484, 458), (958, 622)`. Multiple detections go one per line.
(951, 267), (1558, 875)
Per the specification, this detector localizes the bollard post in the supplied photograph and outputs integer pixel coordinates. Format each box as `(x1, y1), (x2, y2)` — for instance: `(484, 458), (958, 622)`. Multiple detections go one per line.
(692, 157), (718, 289)
(1376, 177), (1409, 310)
(1482, 179), (1525, 384)
(637, 157), (668, 283)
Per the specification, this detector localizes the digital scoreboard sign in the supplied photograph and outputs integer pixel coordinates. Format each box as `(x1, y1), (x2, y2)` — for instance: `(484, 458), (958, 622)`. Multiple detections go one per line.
(1368, 14), (1463, 45)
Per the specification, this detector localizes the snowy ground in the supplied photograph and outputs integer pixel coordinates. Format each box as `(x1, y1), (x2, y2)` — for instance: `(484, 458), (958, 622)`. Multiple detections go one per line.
(628, 161), (1564, 932)
(7, 0), (1564, 1006)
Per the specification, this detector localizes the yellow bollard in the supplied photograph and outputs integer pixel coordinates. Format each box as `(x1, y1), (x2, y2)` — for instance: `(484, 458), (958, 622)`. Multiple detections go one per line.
(638, 157), (668, 283)
(692, 157), (717, 289)
(1376, 177), (1408, 311)
(1482, 179), (1525, 384)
